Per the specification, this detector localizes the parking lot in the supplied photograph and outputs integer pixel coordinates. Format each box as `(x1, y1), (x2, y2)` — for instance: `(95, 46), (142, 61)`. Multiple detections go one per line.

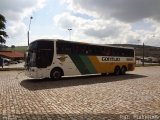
(0, 66), (160, 119)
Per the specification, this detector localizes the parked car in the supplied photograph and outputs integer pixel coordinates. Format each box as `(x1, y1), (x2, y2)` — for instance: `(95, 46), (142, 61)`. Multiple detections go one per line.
(3, 58), (10, 66)
(17, 60), (24, 63)
(10, 61), (18, 64)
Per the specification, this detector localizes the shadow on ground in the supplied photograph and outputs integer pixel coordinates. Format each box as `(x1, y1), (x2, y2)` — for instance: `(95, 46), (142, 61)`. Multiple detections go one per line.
(20, 74), (147, 91)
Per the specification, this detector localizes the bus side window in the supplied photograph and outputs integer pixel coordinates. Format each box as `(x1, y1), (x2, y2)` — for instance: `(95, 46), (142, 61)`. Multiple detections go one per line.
(105, 49), (110, 56)
(80, 45), (85, 54)
(64, 43), (70, 54)
(72, 43), (78, 54)
(57, 42), (63, 54)
(85, 46), (90, 55)
(115, 48), (120, 56)
(75, 45), (80, 54)
(124, 50), (128, 57)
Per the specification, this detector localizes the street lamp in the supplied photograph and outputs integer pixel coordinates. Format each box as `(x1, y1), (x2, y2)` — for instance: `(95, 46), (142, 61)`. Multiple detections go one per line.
(68, 28), (72, 41)
(28, 16), (33, 46)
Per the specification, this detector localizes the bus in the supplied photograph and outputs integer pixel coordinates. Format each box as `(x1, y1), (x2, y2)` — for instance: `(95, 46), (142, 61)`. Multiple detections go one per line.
(25, 39), (135, 79)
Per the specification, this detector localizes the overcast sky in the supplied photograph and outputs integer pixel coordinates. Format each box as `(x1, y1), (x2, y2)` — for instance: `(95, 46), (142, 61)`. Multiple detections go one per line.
(1, 0), (160, 47)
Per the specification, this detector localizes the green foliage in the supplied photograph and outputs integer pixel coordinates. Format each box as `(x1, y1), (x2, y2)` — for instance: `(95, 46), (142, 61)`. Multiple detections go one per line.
(7, 46), (27, 53)
(11, 45), (15, 49)
(0, 14), (8, 44)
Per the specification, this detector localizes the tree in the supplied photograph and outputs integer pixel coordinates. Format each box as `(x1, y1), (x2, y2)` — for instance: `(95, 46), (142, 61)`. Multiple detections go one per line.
(0, 14), (8, 44)
(11, 45), (15, 51)
(11, 45), (15, 48)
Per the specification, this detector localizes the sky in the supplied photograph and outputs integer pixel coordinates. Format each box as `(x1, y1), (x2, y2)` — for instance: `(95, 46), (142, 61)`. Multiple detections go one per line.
(1, 0), (160, 47)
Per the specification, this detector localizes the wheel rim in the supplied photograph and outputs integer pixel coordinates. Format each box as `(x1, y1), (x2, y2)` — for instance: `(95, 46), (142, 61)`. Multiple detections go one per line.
(121, 67), (126, 74)
(52, 71), (61, 79)
(122, 68), (125, 74)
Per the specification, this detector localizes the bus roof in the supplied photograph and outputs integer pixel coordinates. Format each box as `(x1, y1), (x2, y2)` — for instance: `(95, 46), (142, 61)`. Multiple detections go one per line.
(31, 39), (134, 50)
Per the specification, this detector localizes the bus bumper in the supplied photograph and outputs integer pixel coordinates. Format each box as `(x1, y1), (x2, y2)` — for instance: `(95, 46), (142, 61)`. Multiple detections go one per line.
(25, 67), (39, 78)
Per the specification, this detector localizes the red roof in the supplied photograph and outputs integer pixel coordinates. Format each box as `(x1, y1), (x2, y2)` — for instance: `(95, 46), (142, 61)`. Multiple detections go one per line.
(0, 51), (24, 59)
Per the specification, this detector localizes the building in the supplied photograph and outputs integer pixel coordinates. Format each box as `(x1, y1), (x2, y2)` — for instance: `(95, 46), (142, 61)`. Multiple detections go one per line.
(109, 44), (160, 58)
(0, 50), (24, 60)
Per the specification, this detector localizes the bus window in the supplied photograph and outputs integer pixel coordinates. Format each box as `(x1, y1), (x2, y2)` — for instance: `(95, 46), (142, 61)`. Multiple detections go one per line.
(57, 41), (72, 54)
(37, 50), (53, 68)
(28, 41), (37, 51)
(37, 41), (54, 49)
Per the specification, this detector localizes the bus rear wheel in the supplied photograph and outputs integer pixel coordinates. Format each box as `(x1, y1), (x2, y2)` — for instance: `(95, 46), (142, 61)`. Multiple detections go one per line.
(50, 68), (62, 80)
(121, 66), (127, 75)
(114, 66), (120, 75)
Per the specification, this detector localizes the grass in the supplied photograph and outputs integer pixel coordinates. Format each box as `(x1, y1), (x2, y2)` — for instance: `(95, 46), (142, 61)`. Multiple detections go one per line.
(6, 46), (27, 53)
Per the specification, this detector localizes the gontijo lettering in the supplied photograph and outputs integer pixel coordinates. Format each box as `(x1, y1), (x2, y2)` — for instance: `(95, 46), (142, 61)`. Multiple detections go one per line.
(102, 57), (120, 61)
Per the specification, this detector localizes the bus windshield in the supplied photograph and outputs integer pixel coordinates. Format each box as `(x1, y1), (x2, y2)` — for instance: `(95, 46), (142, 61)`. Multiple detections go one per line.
(25, 40), (54, 68)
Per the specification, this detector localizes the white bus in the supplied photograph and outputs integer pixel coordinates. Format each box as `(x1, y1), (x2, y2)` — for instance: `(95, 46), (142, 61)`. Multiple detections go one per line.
(25, 39), (135, 79)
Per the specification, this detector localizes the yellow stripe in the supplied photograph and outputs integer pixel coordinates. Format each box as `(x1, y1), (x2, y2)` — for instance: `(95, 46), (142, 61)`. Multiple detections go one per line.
(88, 56), (111, 73)
(88, 56), (102, 73)
(88, 56), (135, 73)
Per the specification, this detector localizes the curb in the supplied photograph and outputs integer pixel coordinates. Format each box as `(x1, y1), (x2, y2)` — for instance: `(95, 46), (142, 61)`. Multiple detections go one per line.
(136, 64), (160, 67)
(0, 68), (25, 71)
(0, 65), (160, 71)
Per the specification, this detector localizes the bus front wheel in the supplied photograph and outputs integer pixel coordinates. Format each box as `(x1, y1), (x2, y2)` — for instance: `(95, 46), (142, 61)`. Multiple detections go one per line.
(50, 68), (62, 80)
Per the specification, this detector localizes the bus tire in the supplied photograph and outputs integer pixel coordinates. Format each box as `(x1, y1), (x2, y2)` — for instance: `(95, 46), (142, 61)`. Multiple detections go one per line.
(114, 66), (120, 75)
(50, 68), (63, 80)
(121, 66), (127, 75)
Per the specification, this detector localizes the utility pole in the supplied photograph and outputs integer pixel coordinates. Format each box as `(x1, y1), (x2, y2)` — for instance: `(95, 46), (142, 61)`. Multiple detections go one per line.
(28, 16), (33, 46)
(142, 42), (144, 66)
(137, 40), (145, 66)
